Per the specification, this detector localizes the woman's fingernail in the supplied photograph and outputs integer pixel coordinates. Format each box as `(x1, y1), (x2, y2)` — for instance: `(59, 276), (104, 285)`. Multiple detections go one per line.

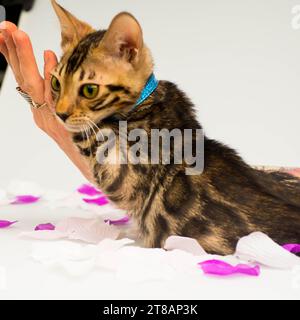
(0, 21), (6, 30)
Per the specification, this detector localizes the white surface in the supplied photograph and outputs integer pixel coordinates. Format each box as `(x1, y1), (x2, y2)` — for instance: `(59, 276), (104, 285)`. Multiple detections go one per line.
(0, 194), (300, 300)
(0, 0), (300, 300)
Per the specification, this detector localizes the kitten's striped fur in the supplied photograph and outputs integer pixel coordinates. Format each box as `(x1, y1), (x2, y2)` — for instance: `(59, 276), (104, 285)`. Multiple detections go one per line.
(50, 0), (300, 254)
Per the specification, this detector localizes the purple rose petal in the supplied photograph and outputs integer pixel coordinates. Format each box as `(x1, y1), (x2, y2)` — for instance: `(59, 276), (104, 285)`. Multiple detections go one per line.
(83, 196), (109, 206)
(104, 215), (130, 226)
(283, 244), (300, 254)
(11, 195), (40, 205)
(35, 223), (56, 231)
(77, 184), (102, 197)
(0, 220), (18, 229)
(198, 260), (260, 277)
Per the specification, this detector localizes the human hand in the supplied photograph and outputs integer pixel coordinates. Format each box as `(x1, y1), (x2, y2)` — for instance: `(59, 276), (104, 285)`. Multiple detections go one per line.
(0, 20), (65, 141)
(0, 21), (94, 182)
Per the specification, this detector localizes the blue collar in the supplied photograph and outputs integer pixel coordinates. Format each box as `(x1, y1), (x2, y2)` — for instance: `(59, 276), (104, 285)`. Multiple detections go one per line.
(133, 73), (159, 109)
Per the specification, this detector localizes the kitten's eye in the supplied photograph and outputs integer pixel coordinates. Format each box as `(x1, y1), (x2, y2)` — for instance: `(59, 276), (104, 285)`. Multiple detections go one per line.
(51, 76), (61, 92)
(80, 84), (99, 99)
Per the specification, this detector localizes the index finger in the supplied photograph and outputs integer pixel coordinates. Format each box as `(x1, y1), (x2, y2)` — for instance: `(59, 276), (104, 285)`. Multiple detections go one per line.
(12, 29), (44, 103)
(0, 33), (9, 62)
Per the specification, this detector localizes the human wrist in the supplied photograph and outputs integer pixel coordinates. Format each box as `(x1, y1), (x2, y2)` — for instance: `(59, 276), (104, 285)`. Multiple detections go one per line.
(56, 134), (94, 182)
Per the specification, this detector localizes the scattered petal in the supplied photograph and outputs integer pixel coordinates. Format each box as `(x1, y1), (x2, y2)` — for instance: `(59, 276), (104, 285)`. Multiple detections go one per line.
(31, 241), (96, 276)
(31, 239), (134, 276)
(0, 220), (18, 229)
(7, 180), (44, 197)
(45, 193), (89, 210)
(235, 232), (300, 269)
(83, 196), (109, 206)
(164, 236), (207, 256)
(22, 217), (119, 244)
(35, 223), (56, 231)
(104, 215), (130, 226)
(56, 217), (120, 244)
(198, 259), (260, 277)
(77, 184), (102, 196)
(283, 244), (300, 254)
(165, 250), (204, 276)
(44, 192), (117, 212)
(11, 195), (40, 205)
(97, 238), (135, 251)
(31, 241), (89, 263)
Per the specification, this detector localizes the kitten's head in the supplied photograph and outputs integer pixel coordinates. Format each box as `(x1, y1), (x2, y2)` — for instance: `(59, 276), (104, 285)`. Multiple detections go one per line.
(50, 0), (153, 132)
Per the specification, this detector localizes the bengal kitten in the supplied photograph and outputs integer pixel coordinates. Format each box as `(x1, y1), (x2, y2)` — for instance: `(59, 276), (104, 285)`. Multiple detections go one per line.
(50, 0), (300, 255)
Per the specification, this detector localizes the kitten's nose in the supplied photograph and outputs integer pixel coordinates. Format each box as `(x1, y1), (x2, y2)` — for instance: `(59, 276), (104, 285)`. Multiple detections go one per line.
(56, 112), (70, 122)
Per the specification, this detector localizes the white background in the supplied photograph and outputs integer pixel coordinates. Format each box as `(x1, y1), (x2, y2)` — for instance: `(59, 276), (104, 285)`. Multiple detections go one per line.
(0, 0), (300, 300)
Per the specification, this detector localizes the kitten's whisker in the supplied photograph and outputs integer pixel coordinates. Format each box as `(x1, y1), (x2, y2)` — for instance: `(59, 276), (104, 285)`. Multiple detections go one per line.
(80, 126), (85, 143)
(87, 119), (104, 142)
(86, 120), (98, 142)
(88, 119), (104, 141)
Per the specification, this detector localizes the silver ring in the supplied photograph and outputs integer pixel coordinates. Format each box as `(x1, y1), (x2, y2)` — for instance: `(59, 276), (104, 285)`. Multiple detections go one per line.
(16, 87), (47, 110)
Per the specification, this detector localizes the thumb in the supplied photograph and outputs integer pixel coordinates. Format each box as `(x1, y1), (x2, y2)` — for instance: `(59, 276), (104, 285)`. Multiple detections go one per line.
(44, 50), (58, 110)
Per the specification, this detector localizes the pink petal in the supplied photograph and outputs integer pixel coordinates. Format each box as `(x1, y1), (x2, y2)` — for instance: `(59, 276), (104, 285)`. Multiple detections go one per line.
(0, 220), (18, 229)
(77, 184), (102, 196)
(56, 217), (119, 244)
(83, 196), (109, 206)
(22, 218), (120, 244)
(35, 223), (56, 231)
(283, 244), (300, 254)
(11, 195), (40, 205)
(198, 260), (260, 277)
(104, 216), (130, 226)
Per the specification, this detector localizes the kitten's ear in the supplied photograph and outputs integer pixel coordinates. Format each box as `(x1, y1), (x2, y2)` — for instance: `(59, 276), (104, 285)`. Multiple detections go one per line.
(102, 12), (143, 63)
(51, 0), (94, 52)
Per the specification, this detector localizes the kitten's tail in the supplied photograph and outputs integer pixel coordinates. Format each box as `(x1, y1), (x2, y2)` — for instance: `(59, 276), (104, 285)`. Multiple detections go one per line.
(250, 169), (300, 208)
